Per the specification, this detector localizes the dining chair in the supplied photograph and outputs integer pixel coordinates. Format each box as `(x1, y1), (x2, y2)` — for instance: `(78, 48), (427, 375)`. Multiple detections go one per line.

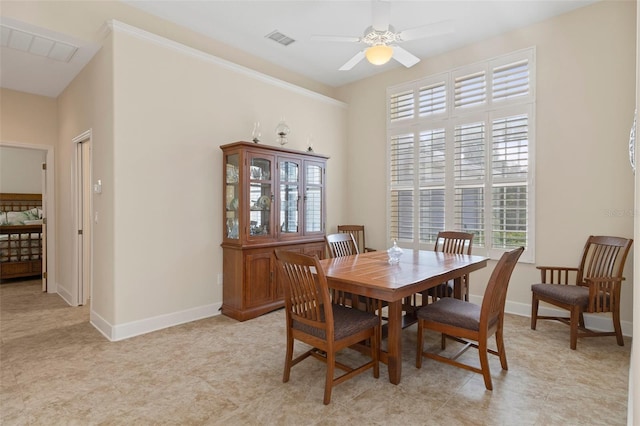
(337, 225), (375, 253)
(325, 233), (360, 308)
(274, 249), (380, 404)
(406, 231), (474, 311)
(531, 235), (633, 350)
(429, 231), (474, 303)
(325, 232), (359, 258)
(325, 233), (384, 314)
(416, 247), (524, 391)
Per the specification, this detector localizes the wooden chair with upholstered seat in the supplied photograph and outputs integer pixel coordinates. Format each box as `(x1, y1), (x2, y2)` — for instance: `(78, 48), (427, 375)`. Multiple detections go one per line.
(530, 235), (633, 350)
(429, 231), (474, 302)
(416, 247), (524, 391)
(409, 231), (474, 310)
(325, 233), (384, 314)
(325, 233), (361, 308)
(337, 225), (375, 253)
(274, 249), (380, 405)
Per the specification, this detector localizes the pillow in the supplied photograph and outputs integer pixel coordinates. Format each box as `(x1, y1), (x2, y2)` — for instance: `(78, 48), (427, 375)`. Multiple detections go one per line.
(2, 211), (29, 225)
(23, 219), (43, 225)
(25, 208), (43, 220)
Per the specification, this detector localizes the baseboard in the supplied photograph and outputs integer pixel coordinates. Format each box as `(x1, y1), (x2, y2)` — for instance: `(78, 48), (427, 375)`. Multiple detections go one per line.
(56, 284), (74, 306)
(469, 295), (633, 337)
(89, 302), (223, 342)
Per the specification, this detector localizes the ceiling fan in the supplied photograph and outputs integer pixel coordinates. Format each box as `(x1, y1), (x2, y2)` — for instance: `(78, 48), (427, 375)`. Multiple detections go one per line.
(312, 0), (453, 71)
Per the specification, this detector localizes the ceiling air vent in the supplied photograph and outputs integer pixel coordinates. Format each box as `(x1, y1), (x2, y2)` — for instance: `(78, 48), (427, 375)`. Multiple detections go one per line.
(1, 24), (78, 62)
(265, 30), (295, 47)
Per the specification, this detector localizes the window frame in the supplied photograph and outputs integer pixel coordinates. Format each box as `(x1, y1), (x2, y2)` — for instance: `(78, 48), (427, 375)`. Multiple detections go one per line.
(386, 48), (536, 263)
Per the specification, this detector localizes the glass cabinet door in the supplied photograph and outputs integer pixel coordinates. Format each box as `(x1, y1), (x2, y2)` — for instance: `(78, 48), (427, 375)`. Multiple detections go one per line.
(225, 153), (240, 240)
(304, 161), (324, 234)
(248, 154), (273, 238)
(279, 158), (300, 236)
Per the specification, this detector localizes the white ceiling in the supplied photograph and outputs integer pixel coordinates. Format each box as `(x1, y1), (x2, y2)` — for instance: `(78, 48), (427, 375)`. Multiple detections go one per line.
(1, 0), (597, 97)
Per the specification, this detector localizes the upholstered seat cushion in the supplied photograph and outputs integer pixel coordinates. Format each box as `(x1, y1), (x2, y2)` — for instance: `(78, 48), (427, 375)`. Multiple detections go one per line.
(531, 283), (589, 308)
(417, 297), (483, 331)
(293, 304), (379, 341)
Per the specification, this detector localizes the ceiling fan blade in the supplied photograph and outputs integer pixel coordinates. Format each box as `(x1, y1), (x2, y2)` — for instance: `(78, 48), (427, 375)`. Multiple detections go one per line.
(371, 0), (390, 32)
(392, 45), (420, 68)
(310, 35), (361, 43)
(397, 20), (454, 42)
(339, 51), (366, 71)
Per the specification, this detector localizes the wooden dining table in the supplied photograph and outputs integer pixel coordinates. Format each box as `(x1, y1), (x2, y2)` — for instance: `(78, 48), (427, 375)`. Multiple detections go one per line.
(319, 248), (488, 385)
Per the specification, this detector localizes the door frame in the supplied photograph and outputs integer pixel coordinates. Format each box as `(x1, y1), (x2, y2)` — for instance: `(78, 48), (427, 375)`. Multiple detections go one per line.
(0, 141), (56, 293)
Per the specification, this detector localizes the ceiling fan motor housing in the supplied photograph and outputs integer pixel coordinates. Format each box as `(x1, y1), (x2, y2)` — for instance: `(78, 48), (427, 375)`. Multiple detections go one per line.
(361, 25), (399, 46)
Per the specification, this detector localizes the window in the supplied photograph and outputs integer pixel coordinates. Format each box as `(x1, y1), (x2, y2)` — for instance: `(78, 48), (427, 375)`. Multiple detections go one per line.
(387, 49), (535, 262)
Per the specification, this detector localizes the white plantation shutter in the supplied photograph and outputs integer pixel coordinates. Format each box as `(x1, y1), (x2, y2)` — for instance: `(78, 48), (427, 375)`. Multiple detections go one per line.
(390, 134), (415, 242)
(454, 122), (485, 181)
(454, 122), (486, 244)
(419, 129), (446, 242)
(454, 71), (486, 109)
(493, 60), (529, 102)
(387, 48), (535, 261)
(391, 190), (414, 241)
(419, 129), (446, 184)
(491, 113), (529, 248)
(390, 89), (414, 122)
(420, 188), (444, 243)
(390, 134), (414, 186)
(419, 83), (446, 117)
(455, 187), (485, 245)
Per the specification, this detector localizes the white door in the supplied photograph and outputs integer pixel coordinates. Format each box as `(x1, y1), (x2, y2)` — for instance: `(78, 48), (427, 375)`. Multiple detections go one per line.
(74, 135), (92, 306)
(41, 162), (47, 292)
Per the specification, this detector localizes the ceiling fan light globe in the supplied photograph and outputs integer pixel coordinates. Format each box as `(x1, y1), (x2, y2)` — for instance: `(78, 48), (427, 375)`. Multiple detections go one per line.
(365, 45), (393, 65)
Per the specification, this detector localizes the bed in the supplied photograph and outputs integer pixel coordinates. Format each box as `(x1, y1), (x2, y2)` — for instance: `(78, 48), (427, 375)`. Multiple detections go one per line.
(0, 193), (44, 280)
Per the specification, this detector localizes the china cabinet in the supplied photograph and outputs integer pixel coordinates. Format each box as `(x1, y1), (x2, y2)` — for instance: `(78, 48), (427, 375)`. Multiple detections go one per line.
(220, 141), (328, 321)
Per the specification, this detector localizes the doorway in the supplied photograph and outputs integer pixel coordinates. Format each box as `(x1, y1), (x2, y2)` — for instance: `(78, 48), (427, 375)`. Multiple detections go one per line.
(0, 142), (55, 292)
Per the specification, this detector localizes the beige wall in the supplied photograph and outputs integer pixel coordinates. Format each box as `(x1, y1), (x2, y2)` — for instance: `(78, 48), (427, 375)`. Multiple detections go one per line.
(57, 33), (115, 323)
(0, 88), (58, 146)
(338, 1), (637, 327)
(109, 25), (347, 327)
(0, 146), (46, 193)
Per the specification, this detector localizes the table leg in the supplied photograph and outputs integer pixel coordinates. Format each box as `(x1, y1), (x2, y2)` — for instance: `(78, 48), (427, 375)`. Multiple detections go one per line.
(387, 300), (403, 384)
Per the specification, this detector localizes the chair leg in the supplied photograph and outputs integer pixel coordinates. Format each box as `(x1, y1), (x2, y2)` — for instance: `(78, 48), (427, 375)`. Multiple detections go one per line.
(495, 323), (508, 371)
(612, 307), (624, 346)
(324, 350), (335, 405)
(478, 339), (493, 391)
(283, 333), (294, 383)
(416, 320), (424, 368)
(530, 293), (539, 330)
(569, 306), (580, 350)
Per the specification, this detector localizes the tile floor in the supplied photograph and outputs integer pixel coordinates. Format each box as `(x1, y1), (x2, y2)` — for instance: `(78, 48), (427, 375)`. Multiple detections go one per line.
(0, 279), (631, 425)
